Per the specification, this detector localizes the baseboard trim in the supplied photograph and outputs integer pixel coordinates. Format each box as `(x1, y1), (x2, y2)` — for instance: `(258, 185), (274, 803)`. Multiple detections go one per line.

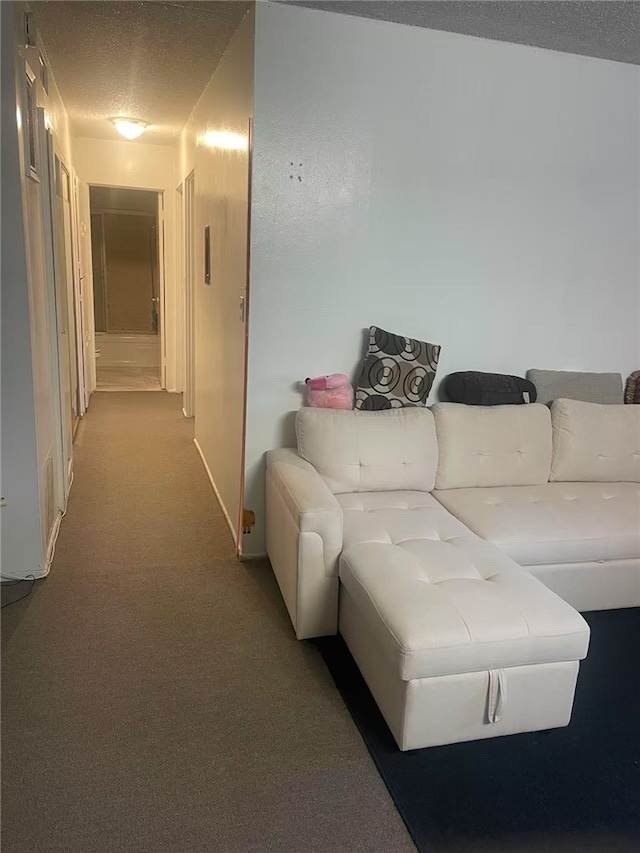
(42, 468), (74, 578)
(1, 565), (48, 581)
(193, 438), (238, 548)
(43, 512), (62, 576)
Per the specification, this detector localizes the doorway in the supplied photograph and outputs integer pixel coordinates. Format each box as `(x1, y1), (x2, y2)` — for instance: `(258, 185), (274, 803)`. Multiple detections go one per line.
(89, 186), (162, 391)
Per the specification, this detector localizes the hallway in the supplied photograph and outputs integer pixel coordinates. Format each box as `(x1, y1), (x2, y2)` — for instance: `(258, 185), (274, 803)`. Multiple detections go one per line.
(1, 393), (412, 853)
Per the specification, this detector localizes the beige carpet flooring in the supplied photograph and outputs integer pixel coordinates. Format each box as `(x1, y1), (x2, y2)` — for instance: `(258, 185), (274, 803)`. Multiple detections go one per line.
(1, 392), (413, 853)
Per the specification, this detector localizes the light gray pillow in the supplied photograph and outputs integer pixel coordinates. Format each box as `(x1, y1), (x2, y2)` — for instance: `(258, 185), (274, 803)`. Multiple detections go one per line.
(526, 370), (623, 406)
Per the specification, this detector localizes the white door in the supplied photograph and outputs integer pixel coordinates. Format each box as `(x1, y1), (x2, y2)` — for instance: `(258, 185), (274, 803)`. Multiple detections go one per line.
(55, 163), (89, 418)
(70, 172), (88, 413)
(38, 109), (73, 510)
(49, 156), (80, 433)
(183, 171), (195, 418)
(76, 180), (97, 399)
(43, 130), (74, 493)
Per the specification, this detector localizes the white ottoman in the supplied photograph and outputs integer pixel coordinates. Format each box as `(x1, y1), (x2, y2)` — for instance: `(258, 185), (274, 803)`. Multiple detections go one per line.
(338, 508), (590, 751)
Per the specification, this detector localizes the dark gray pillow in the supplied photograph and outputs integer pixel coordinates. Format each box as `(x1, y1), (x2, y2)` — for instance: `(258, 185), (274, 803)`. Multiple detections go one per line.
(355, 326), (441, 410)
(445, 372), (537, 405)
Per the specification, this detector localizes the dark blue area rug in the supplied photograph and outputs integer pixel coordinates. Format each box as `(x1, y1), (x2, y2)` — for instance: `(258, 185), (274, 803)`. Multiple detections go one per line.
(316, 609), (640, 853)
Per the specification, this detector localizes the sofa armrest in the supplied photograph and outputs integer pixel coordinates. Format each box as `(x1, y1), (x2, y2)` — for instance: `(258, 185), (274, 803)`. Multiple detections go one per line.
(266, 449), (343, 639)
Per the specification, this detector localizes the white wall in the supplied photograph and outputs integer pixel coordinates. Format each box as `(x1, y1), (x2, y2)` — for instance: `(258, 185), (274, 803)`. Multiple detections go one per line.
(1, 2), (43, 578)
(244, 1), (640, 555)
(73, 137), (179, 390)
(1, 2), (76, 577)
(178, 8), (254, 543)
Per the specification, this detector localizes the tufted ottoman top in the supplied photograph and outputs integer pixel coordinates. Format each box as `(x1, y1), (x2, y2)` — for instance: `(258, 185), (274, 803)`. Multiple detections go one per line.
(337, 491), (590, 681)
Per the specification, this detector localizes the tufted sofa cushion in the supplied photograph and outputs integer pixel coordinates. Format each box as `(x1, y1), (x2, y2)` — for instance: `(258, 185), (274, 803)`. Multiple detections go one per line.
(337, 491), (589, 681)
(296, 407), (438, 494)
(433, 482), (640, 566)
(338, 490), (468, 551)
(550, 399), (640, 483)
(432, 402), (553, 490)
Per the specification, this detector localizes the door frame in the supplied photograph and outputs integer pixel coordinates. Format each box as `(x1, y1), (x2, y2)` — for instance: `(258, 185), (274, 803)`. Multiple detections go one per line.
(86, 184), (166, 388)
(157, 191), (166, 389)
(175, 181), (184, 397)
(183, 171), (196, 418)
(90, 211), (108, 333)
(237, 118), (253, 558)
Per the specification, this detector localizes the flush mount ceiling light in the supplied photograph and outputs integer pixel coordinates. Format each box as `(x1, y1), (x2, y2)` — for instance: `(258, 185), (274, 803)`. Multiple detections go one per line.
(111, 118), (147, 140)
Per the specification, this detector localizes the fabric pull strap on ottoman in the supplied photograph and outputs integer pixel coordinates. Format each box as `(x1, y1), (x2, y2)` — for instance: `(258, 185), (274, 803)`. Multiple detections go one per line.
(338, 537), (590, 751)
(487, 669), (506, 723)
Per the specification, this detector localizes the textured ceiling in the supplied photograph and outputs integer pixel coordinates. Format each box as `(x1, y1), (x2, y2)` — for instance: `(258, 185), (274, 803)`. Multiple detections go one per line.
(31, 0), (640, 148)
(32, 1), (251, 145)
(285, 1), (640, 65)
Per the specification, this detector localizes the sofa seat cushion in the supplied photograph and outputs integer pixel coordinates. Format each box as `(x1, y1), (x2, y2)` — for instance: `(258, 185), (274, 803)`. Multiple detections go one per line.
(337, 490), (470, 550)
(337, 491), (589, 681)
(434, 483), (640, 566)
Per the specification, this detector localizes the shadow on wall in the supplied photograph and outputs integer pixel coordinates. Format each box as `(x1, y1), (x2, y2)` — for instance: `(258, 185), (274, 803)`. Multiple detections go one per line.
(353, 327), (369, 388)
(287, 325), (369, 419)
(277, 410), (296, 449)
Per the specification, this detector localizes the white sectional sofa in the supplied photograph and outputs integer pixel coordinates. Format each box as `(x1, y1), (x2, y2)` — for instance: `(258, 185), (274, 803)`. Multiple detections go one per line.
(265, 400), (640, 750)
(433, 399), (640, 612)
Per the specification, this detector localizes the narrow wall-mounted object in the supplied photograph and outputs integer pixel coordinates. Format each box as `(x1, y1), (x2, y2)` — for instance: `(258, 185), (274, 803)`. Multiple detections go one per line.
(204, 225), (211, 285)
(23, 65), (39, 181)
(39, 53), (48, 94)
(23, 12), (36, 46)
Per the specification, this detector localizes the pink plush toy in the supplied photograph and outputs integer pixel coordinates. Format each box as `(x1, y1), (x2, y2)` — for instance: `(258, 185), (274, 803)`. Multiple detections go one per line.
(305, 374), (354, 410)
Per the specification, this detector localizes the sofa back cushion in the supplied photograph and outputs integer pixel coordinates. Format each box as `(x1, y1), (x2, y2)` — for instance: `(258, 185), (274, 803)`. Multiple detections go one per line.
(433, 402), (553, 489)
(295, 407), (438, 494)
(550, 399), (640, 482)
